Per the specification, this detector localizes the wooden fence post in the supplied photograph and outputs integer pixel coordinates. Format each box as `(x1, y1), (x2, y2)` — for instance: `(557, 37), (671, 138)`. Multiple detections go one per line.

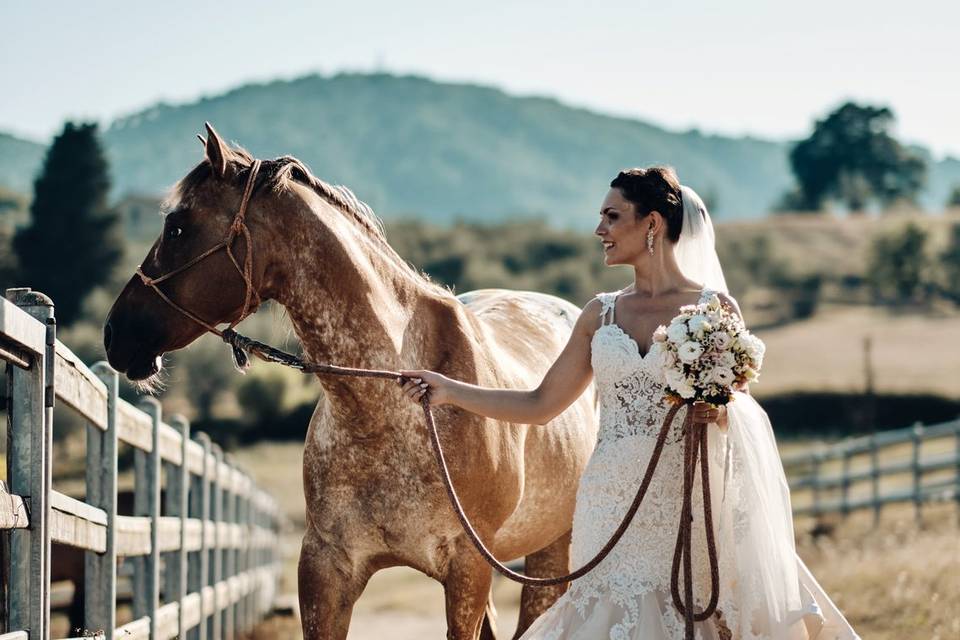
(189, 432), (211, 640)
(955, 419), (960, 526)
(870, 432), (881, 526)
(811, 449), (823, 518)
(912, 422), (924, 527)
(841, 447), (851, 519)
(224, 455), (237, 640)
(135, 397), (162, 637)
(86, 362), (119, 639)
(209, 444), (223, 640)
(166, 415), (190, 640)
(5, 288), (54, 639)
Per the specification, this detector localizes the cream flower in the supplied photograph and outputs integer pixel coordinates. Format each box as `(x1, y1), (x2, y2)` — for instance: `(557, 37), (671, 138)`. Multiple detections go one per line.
(710, 331), (732, 350)
(652, 326), (668, 343)
(688, 314), (712, 337)
(666, 321), (689, 344)
(675, 376), (696, 399)
(711, 367), (736, 386)
(677, 340), (704, 364)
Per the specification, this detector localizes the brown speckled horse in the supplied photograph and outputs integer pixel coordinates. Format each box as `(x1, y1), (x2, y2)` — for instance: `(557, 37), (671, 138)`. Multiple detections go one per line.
(103, 124), (599, 639)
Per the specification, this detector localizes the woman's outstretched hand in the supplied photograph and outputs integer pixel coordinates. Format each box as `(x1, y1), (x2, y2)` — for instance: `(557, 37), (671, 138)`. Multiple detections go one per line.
(397, 369), (453, 406)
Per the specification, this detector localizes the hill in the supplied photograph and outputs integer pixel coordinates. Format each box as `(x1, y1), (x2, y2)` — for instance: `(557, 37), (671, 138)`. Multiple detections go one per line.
(0, 132), (45, 193)
(1, 73), (959, 227)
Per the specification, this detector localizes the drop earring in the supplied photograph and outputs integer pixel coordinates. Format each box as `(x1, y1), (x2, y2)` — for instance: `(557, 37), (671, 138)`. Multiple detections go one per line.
(646, 228), (655, 254)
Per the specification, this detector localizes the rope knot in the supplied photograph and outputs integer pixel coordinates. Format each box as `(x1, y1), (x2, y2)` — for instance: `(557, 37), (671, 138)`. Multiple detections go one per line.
(222, 329), (252, 373)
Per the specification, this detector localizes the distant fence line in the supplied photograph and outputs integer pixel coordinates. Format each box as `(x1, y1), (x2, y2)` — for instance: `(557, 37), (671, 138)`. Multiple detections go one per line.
(0, 288), (283, 639)
(782, 416), (960, 524)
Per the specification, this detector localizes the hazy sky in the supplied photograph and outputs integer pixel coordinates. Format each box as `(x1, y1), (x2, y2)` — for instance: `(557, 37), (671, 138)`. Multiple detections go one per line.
(3, 1), (958, 156)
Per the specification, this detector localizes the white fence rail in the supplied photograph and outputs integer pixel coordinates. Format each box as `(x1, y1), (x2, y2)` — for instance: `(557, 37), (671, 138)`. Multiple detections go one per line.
(782, 415), (960, 523)
(0, 288), (283, 639)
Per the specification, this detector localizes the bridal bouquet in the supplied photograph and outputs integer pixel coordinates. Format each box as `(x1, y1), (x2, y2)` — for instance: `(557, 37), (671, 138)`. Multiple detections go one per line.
(647, 293), (764, 405)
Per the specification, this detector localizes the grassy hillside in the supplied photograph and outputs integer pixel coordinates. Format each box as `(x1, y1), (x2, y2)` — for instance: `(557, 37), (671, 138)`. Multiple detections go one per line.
(2, 73), (958, 227)
(99, 73), (791, 224)
(0, 132), (44, 193)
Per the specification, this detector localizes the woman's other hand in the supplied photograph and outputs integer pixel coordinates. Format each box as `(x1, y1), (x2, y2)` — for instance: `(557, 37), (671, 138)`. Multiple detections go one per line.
(691, 401), (728, 432)
(397, 369), (453, 406)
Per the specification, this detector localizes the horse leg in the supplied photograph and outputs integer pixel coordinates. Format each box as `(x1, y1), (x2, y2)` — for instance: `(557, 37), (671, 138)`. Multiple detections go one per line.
(444, 550), (496, 640)
(512, 530), (571, 639)
(297, 532), (370, 640)
(479, 587), (499, 640)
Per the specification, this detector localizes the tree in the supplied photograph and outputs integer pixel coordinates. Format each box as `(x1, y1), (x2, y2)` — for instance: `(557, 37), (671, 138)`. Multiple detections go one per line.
(13, 122), (122, 325)
(940, 223), (960, 303)
(786, 102), (927, 212)
(867, 223), (930, 302)
(947, 185), (960, 208)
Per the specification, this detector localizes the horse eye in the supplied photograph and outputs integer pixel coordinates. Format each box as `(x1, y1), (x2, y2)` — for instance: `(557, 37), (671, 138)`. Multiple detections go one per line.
(166, 226), (183, 239)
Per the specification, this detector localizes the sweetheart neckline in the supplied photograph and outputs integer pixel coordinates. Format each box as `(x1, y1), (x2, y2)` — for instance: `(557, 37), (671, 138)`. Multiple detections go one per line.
(594, 322), (654, 360)
(597, 286), (713, 360)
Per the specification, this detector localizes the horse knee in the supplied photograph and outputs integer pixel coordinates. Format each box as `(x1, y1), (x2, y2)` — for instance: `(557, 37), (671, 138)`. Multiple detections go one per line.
(443, 555), (495, 640)
(297, 535), (370, 640)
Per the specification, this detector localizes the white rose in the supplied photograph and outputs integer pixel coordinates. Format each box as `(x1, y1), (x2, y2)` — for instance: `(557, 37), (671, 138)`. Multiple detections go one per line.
(711, 331), (732, 350)
(706, 294), (722, 311)
(666, 321), (689, 344)
(675, 376), (696, 399)
(664, 368), (684, 391)
(687, 314), (712, 337)
(740, 333), (766, 361)
(677, 341), (704, 364)
(711, 367), (736, 386)
(720, 351), (737, 367)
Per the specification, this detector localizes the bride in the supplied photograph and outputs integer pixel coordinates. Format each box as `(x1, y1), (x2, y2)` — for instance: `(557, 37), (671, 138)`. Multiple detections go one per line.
(399, 167), (859, 639)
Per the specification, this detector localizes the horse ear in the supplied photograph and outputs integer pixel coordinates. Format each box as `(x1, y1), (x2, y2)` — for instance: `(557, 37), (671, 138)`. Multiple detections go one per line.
(203, 122), (231, 178)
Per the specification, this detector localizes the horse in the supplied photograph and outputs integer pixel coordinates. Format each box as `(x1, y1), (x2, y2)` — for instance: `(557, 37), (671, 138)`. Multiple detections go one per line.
(103, 123), (599, 639)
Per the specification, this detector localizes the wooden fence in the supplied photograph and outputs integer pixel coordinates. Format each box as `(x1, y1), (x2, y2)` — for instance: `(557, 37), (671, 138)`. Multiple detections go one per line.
(0, 288), (283, 639)
(782, 416), (960, 524)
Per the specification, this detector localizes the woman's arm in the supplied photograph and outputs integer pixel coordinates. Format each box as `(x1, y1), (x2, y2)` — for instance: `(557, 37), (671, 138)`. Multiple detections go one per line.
(398, 298), (602, 425)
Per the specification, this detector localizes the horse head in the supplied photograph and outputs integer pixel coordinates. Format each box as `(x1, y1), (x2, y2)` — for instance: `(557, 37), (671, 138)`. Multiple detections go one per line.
(104, 123), (276, 383)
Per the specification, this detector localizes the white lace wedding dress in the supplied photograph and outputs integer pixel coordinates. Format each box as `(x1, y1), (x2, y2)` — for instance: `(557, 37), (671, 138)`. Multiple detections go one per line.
(518, 288), (860, 640)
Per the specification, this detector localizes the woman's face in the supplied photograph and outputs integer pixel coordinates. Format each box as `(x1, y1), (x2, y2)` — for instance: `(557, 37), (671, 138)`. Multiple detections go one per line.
(595, 187), (650, 266)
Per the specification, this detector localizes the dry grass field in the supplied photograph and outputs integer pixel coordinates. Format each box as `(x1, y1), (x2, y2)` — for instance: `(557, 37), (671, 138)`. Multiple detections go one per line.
(236, 437), (959, 640)
(750, 303), (960, 399)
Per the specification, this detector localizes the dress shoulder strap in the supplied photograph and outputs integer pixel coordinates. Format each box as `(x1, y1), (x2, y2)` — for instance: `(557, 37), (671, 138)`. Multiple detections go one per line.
(596, 291), (619, 325)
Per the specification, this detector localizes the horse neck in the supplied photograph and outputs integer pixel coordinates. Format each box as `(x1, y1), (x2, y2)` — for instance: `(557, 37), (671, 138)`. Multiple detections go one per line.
(269, 192), (462, 420)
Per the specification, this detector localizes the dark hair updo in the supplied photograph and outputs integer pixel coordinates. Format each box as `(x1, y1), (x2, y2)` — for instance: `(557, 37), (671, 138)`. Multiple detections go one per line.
(609, 166), (684, 243)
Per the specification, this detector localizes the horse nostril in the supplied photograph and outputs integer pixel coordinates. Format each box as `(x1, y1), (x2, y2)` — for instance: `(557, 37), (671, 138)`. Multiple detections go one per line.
(103, 321), (113, 351)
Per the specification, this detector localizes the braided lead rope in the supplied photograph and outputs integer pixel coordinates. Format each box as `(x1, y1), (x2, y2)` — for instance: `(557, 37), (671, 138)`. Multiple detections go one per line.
(670, 413), (721, 637)
(222, 330), (719, 604)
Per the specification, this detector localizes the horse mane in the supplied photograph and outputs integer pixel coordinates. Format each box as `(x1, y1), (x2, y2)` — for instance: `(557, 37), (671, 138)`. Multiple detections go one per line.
(173, 145), (386, 240)
(171, 144), (452, 298)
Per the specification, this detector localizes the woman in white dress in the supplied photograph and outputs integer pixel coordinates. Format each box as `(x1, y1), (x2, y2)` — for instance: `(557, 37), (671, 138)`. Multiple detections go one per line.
(400, 167), (859, 639)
